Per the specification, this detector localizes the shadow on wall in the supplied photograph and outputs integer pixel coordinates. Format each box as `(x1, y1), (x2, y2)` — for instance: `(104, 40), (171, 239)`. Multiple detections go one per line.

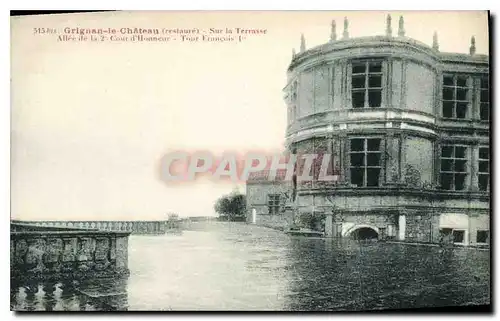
(349, 227), (379, 240)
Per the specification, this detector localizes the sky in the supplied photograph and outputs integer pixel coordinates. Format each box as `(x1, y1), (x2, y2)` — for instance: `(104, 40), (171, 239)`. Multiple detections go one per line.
(10, 11), (489, 220)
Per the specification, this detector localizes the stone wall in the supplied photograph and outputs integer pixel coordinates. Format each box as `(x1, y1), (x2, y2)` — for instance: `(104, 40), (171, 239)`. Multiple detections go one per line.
(246, 182), (289, 216)
(404, 136), (434, 186)
(404, 212), (439, 243)
(12, 220), (167, 235)
(469, 214), (490, 245)
(254, 211), (293, 231)
(405, 62), (436, 114)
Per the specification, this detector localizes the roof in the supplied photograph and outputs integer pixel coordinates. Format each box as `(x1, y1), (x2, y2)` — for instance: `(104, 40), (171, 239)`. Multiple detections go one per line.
(247, 169), (290, 182)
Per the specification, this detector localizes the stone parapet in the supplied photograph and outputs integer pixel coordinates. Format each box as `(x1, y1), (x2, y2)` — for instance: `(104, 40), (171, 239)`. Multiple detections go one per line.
(11, 223), (130, 282)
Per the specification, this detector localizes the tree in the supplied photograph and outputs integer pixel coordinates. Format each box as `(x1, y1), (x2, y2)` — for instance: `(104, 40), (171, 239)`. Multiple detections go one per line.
(214, 191), (246, 221)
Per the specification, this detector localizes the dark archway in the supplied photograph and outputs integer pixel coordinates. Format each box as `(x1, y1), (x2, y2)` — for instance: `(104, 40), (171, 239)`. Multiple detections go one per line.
(350, 227), (379, 240)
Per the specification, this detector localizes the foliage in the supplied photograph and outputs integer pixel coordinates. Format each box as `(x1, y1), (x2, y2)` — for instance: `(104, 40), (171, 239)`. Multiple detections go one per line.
(167, 213), (180, 221)
(214, 191), (246, 221)
(404, 164), (422, 187)
(298, 212), (325, 231)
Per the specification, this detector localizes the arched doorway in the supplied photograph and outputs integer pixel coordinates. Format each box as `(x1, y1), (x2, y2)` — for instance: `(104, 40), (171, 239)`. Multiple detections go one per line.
(345, 225), (379, 240)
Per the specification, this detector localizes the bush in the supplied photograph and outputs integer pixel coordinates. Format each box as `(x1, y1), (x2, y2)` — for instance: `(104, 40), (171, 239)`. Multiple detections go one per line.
(297, 212), (325, 231)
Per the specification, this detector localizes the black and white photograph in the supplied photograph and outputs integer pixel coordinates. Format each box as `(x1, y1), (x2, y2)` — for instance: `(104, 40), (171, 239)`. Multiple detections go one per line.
(9, 10), (491, 312)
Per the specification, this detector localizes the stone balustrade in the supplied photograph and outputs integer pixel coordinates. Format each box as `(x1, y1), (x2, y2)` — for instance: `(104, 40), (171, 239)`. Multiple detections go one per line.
(11, 223), (130, 282)
(11, 219), (170, 235)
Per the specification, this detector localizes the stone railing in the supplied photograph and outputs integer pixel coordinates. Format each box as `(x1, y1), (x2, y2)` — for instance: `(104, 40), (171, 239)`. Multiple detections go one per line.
(11, 220), (170, 235)
(11, 223), (130, 282)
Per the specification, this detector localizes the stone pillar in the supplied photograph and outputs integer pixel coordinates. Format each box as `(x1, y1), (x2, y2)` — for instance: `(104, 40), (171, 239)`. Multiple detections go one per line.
(61, 237), (76, 272)
(470, 144), (479, 191)
(430, 212), (441, 243)
(383, 59), (392, 108)
(399, 133), (407, 184)
(400, 60), (407, 109)
(391, 59), (403, 108)
(341, 134), (350, 184)
(386, 133), (401, 184)
(434, 139), (441, 187)
(324, 214), (333, 237)
(472, 77), (480, 120)
(94, 237), (110, 271)
(380, 136), (387, 185)
(434, 73), (441, 116)
(332, 136), (341, 182)
(115, 236), (128, 271)
(345, 61), (352, 108)
(332, 61), (344, 110)
(398, 214), (406, 241)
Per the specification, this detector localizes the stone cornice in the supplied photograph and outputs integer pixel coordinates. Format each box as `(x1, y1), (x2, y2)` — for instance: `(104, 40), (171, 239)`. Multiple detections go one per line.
(284, 107), (490, 145)
(286, 37), (489, 82)
(289, 36), (440, 71)
(439, 52), (489, 64)
(297, 186), (490, 202)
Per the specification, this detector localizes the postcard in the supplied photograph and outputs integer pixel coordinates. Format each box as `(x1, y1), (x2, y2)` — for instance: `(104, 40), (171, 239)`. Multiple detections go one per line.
(10, 10), (490, 312)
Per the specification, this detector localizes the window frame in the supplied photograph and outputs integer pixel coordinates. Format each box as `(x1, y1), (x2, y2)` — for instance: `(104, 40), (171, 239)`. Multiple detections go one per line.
(442, 74), (472, 120)
(452, 229), (466, 244)
(479, 76), (490, 121)
(476, 230), (490, 244)
(440, 228), (467, 245)
(349, 137), (383, 187)
(267, 194), (281, 215)
(439, 144), (469, 191)
(478, 146), (489, 191)
(350, 60), (384, 109)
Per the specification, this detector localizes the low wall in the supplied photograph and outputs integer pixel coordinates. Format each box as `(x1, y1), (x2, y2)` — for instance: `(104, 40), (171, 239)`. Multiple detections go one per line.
(254, 211), (293, 231)
(11, 223), (130, 282)
(12, 220), (168, 235)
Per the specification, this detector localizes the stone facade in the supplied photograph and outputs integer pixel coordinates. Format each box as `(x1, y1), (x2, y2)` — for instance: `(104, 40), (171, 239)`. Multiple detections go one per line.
(246, 171), (293, 230)
(247, 16), (490, 246)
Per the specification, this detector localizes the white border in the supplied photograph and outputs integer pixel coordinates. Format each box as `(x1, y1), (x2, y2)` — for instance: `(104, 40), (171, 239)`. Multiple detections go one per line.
(3, 3), (497, 320)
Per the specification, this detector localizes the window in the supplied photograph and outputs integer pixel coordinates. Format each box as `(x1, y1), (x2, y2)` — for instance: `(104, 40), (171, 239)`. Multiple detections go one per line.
(480, 76), (489, 121)
(476, 230), (489, 243)
(439, 228), (466, 244)
(440, 228), (452, 244)
(442, 75), (470, 119)
(349, 138), (382, 187)
(351, 61), (383, 108)
(267, 194), (281, 214)
(453, 230), (465, 243)
(440, 145), (468, 191)
(478, 147), (489, 191)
